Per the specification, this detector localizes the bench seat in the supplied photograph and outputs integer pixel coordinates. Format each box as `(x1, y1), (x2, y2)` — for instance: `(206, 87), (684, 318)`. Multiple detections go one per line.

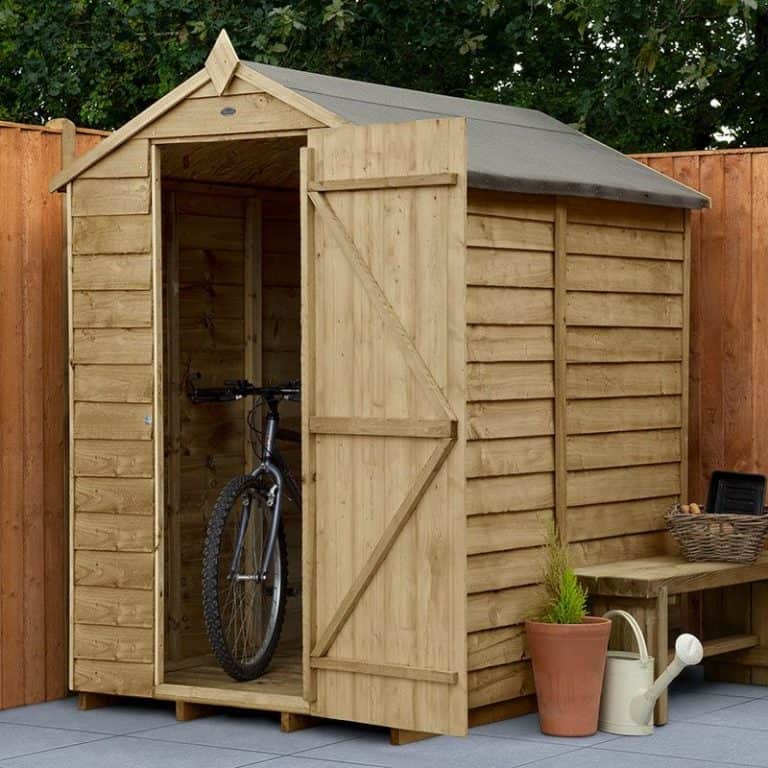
(576, 553), (768, 725)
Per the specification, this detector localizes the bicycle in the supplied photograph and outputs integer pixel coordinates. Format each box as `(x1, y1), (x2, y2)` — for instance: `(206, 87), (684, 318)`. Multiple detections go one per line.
(188, 375), (302, 681)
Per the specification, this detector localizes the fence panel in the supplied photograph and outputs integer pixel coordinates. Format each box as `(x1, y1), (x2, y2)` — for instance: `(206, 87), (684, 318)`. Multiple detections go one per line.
(634, 148), (768, 503)
(0, 121), (105, 708)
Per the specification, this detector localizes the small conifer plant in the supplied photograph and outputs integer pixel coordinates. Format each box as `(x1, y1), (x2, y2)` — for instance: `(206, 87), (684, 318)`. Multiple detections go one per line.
(540, 522), (588, 624)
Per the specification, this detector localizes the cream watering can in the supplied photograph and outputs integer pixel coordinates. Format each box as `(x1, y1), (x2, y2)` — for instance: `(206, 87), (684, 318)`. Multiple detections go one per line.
(599, 609), (704, 735)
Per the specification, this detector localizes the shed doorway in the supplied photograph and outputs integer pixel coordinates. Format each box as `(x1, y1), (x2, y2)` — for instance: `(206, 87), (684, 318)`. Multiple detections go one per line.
(159, 136), (305, 705)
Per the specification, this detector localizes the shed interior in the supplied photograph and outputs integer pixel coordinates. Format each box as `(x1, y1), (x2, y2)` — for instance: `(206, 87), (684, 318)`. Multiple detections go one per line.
(159, 136), (305, 702)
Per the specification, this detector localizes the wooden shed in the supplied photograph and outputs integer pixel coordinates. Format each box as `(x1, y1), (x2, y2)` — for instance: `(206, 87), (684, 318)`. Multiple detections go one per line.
(51, 30), (708, 738)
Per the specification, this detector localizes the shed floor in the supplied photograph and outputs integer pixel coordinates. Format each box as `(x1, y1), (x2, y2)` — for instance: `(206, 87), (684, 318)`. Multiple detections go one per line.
(158, 643), (305, 713)
(0, 669), (766, 767)
(165, 644), (302, 694)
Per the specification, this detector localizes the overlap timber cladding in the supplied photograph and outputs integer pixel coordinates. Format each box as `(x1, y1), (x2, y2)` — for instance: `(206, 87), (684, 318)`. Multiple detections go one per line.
(71, 138), (156, 696)
(0, 123), (105, 709)
(464, 190), (687, 710)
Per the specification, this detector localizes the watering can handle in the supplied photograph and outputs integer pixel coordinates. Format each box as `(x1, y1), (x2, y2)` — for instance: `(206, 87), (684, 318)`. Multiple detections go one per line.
(602, 609), (650, 663)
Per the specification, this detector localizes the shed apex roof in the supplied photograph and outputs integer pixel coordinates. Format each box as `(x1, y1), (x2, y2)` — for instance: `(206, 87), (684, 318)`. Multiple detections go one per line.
(49, 29), (708, 209)
(245, 61), (707, 210)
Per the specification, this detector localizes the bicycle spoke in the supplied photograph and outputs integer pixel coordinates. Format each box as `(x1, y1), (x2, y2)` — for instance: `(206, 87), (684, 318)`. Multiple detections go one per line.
(204, 473), (285, 679)
(200, 382), (297, 681)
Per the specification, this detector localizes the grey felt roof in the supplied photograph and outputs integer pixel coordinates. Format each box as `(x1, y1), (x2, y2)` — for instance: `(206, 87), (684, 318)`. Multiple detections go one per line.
(248, 62), (708, 209)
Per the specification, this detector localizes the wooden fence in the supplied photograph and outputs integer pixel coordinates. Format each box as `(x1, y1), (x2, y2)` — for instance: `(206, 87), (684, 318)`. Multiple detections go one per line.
(0, 121), (105, 709)
(633, 149), (768, 503)
(0, 118), (765, 709)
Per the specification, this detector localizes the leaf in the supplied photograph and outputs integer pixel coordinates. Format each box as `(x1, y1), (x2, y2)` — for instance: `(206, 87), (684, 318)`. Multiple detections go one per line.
(479, 0), (501, 17)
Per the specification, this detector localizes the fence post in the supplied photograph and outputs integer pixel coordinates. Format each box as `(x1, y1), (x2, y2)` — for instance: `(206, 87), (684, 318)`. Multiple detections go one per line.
(44, 117), (75, 694)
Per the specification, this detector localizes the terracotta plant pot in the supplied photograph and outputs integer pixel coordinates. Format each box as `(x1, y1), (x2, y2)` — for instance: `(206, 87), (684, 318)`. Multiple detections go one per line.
(526, 616), (612, 736)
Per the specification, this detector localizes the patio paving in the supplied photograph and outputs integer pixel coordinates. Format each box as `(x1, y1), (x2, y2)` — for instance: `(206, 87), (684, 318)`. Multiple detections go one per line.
(2, 669), (768, 767)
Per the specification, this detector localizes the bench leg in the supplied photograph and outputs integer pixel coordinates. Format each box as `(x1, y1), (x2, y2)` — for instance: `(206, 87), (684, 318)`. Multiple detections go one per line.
(653, 588), (669, 725)
(751, 582), (768, 686)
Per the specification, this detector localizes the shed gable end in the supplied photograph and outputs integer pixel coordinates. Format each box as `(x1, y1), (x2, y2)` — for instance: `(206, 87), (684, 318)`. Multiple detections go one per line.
(134, 81), (324, 140)
(51, 28), (345, 192)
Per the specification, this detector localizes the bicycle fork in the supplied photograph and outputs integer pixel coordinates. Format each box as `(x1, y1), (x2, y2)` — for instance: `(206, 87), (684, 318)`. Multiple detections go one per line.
(228, 414), (283, 584)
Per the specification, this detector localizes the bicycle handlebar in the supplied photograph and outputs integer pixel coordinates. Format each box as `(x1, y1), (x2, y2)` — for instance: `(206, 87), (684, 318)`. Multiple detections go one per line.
(187, 374), (300, 405)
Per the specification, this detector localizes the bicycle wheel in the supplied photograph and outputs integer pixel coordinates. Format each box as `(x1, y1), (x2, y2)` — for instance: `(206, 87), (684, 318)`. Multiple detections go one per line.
(201, 473), (287, 681)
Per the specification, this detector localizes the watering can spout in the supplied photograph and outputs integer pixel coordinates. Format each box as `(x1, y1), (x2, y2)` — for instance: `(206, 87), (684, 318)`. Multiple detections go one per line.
(629, 633), (704, 725)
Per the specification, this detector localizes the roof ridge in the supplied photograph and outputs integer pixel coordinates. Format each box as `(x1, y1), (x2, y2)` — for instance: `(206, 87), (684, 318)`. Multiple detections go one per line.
(290, 86), (580, 137)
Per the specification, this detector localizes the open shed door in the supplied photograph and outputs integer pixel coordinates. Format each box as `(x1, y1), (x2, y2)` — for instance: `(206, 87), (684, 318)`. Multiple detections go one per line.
(301, 118), (467, 736)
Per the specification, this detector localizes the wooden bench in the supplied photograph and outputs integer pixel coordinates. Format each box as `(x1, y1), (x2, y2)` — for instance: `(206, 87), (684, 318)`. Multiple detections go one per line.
(576, 553), (768, 725)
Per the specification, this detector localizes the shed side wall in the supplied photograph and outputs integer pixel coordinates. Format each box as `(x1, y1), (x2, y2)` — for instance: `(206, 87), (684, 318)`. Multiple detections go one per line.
(465, 190), (555, 709)
(70, 137), (156, 697)
(564, 198), (685, 563)
(464, 191), (687, 711)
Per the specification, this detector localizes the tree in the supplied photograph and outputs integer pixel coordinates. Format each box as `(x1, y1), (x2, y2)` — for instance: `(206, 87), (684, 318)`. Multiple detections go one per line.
(0, 0), (765, 152)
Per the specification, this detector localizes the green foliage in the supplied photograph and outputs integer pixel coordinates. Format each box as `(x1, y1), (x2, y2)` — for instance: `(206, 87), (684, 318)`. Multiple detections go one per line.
(543, 569), (589, 625)
(540, 523), (588, 624)
(0, 0), (766, 152)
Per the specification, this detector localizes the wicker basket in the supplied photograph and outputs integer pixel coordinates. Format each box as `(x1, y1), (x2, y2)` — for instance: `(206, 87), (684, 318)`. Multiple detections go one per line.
(666, 504), (768, 564)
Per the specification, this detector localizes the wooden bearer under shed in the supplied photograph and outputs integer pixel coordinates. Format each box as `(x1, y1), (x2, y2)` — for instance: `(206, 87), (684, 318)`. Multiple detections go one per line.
(52, 30), (708, 737)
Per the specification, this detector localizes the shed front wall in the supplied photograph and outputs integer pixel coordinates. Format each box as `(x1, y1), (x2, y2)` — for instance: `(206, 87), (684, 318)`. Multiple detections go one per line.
(67, 80), (472, 734)
(69, 136), (156, 697)
(68, 76), (322, 698)
(465, 190), (688, 712)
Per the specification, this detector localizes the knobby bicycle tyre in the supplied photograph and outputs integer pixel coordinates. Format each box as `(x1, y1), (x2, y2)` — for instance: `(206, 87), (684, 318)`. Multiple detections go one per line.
(201, 474), (288, 681)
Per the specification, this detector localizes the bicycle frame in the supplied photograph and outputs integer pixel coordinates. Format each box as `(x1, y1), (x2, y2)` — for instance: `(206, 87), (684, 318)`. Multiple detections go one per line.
(228, 401), (302, 584)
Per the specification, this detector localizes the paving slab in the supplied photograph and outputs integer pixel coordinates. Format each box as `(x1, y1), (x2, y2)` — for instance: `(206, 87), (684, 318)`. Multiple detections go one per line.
(135, 710), (373, 754)
(3, 676), (768, 767)
(241, 757), (381, 768)
(472, 713), (619, 747)
(668, 690), (755, 721)
(688, 697), (768, 730)
(0, 697), (177, 734)
(671, 668), (768, 699)
(297, 731), (576, 768)
(519, 746), (741, 768)
(0, 722), (106, 761)
(0, 734), (274, 768)
(594, 721), (768, 767)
